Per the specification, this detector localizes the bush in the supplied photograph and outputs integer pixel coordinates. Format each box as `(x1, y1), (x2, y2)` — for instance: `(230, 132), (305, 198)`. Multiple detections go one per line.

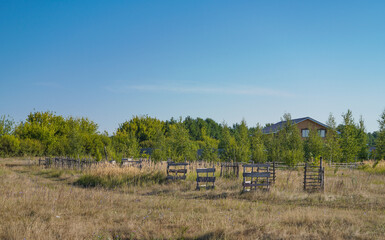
(0, 135), (20, 157)
(20, 138), (44, 156)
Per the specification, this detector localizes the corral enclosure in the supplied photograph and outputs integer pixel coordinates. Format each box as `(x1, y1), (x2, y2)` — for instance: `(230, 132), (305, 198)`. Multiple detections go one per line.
(1, 158), (385, 239)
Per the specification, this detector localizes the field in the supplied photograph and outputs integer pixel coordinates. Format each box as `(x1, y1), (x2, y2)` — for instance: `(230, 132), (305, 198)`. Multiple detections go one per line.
(1, 158), (385, 239)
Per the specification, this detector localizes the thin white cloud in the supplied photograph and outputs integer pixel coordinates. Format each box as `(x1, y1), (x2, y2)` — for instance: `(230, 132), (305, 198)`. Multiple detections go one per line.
(106, 84), (295, 97)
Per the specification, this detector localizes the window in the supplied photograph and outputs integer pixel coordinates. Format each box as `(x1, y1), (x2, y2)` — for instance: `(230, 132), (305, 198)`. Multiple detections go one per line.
(302, 129), (309, 138)
(318, 129), (326, 138)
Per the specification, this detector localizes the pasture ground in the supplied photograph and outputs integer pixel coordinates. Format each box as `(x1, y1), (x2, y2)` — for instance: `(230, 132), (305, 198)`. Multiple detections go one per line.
(0, 158), (385, 239)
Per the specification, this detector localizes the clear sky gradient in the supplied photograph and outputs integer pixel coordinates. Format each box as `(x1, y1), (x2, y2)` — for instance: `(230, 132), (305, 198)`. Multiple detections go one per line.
(1, 1), (384, 133)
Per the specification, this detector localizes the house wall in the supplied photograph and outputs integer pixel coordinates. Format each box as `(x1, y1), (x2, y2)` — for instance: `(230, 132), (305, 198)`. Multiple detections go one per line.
(296, 119), (327, 138)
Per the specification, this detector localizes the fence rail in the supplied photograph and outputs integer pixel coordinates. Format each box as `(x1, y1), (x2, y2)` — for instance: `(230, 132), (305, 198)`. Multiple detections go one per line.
(327, 162), (363, 169)
(167, 161), (188, 180)
(196, 168), (216, 190)
(242, 163), (272, 192)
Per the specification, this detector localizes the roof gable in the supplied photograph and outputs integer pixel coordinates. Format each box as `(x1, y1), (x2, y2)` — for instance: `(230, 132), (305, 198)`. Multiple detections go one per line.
(262, 117), (329, 134)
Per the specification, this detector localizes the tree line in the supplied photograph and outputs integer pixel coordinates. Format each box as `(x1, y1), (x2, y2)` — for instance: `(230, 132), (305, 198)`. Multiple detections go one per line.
(1, 109), (385, 165)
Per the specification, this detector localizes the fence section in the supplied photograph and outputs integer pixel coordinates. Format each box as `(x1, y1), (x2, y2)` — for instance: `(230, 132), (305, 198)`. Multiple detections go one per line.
(304, 161), (324, 192)
(242, 163), (272, 191)
(121, 158), (142, 169)
(167, 162), (188, 180)
(220, 162), (239, 178)
(196, 168), (216, 190)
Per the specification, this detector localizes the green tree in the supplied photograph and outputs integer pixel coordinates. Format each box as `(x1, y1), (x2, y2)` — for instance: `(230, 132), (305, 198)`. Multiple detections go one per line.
(127, 133), (140, 158)
(15, 111), (65, 156)
(323, 113), (342, 163)
(304, 128), (324, 162)
(166, 122), (197, 162)
(200, 127), (219, 162)
(265, 133), (280, 162)
(0, 135), (20, 157)
(219, 124), (237, 161)
(357, 116), (368, 160)
(112, 131), (130, 157)
(376, 109), (385, 160)
(20, 138), (44, 157)
(277, 113), (304, 166)
(117, 115), (164, 148)
(151, 128), (168, 161)
(183, 116), (206, 141)
(249, 124), (267, 163)
(0, 115), (15, 136)
(340, 110), (360, 162)
(205, 118), (222, 139)
(234, 119), (251, 162)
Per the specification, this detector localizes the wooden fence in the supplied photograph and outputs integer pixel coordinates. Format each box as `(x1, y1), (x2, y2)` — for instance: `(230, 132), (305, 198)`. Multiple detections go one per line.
(167, 162), (188, 180)
(304, 160), (324, 192)
(242, 163), (272, 192)
(327, 162), (363, 169)
(196, 168), (216, 190)
(35, 156), (340, 193)
(38, 157), (97, 170)
(220, 162), (239, 178)
(121, 158), (142, 169)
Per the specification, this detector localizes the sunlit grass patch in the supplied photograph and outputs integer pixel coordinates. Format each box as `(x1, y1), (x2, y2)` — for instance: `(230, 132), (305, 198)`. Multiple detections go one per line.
(358, 162), (385, 175)
(76, 163), (166, 188)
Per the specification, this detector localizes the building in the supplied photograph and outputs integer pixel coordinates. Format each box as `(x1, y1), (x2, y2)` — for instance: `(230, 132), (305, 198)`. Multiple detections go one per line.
(262, 117), (329, 138)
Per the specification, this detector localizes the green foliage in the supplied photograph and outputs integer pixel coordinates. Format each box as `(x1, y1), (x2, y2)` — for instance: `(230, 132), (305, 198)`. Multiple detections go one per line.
(112, 131), (140, 159)
(367, 131), (377, 148)
(340, 110), (360, 162)
(183, 116), (206, 141)
(0, 115), (15, 136)
(20, 138), (44, 157)
(357, 116), (368, 160)
(0, 135), (20, 157)
(117, 115), (164, 148)
(127, 133), (140, 158)
(12, 111), (108, 159)
(265, 133), (280, 162)
(233, 119), (251, 162)
(219, 124), (236, 161)
(323, 113), (342, 162)
(4, 110), (381, 165)
(200, 127), (219, 162)
(166, 122), (198, 161)
(250, 125), (267, 163)
(276, 113), (304, 166)
(150, 128), (168, 161)
(304, 128), (324, 162)
(376, 109), (385, 160)
(204, 118), (222, 140)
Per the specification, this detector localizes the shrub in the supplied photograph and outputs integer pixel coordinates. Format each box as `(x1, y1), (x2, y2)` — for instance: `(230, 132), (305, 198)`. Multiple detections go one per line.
(20, 138), (44, 156)
(0, 135), (20, 157)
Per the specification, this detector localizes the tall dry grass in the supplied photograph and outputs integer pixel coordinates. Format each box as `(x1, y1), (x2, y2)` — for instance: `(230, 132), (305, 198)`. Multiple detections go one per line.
(0, 158), (385, 239)
(76, 162), (166, 188)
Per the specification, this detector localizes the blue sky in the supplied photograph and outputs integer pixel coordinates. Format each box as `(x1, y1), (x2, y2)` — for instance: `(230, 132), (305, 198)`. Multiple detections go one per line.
(1, 1), (385, 133)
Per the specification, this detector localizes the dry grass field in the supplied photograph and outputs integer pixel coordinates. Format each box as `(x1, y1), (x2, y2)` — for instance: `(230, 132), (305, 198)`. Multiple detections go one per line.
(1, 158), (385, 240)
